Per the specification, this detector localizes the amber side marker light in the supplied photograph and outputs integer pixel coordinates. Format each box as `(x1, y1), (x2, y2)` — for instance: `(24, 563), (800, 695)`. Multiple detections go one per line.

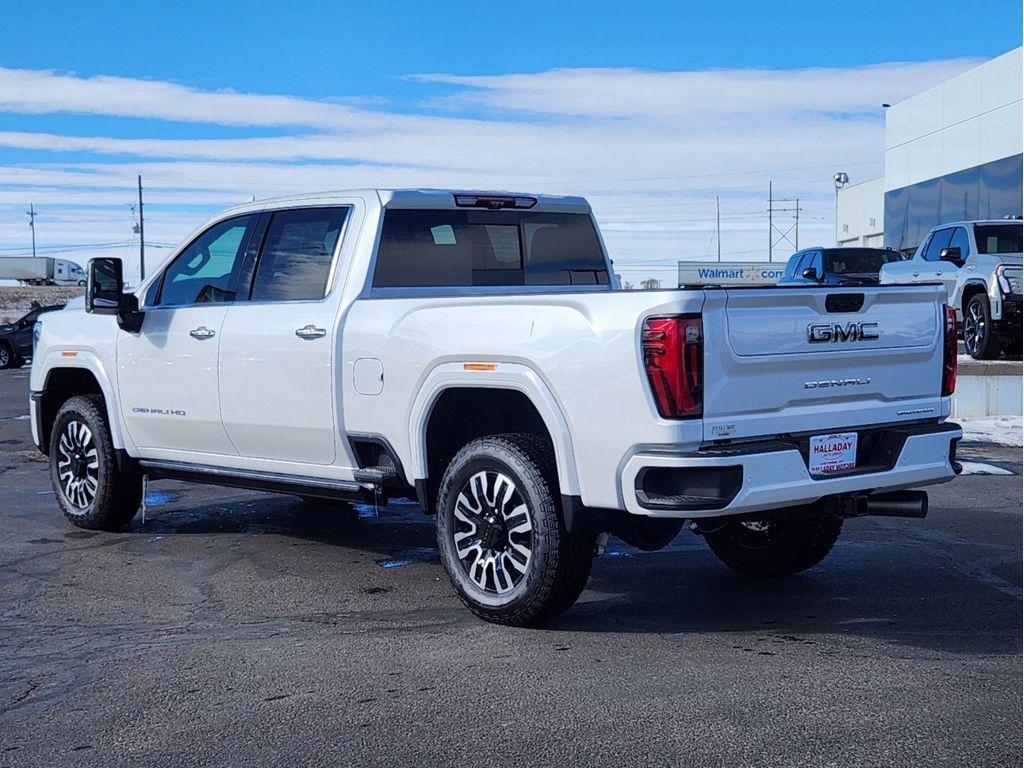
(464, 363), (498, 371)
(61, 351), (78, 357)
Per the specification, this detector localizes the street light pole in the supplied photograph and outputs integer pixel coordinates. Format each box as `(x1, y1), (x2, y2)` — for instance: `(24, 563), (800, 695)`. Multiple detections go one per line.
(833, 172), (849, 246)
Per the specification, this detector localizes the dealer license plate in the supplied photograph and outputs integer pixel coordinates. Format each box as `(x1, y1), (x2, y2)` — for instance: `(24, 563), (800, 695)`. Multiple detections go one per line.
(808, 432), (858, 475)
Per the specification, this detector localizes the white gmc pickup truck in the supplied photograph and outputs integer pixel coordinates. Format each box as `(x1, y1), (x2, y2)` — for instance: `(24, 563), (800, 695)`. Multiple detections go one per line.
(30, 189), (963, 625)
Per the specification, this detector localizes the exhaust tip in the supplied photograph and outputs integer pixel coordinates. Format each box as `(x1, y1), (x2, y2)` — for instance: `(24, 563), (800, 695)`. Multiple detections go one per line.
(864, 490), (928, 519)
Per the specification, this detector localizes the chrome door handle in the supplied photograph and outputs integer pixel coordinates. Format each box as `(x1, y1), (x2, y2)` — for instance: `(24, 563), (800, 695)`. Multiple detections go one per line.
(189, 326), (216, 340)
(911, 271), (920, 277)
(295, 324), (327, 340)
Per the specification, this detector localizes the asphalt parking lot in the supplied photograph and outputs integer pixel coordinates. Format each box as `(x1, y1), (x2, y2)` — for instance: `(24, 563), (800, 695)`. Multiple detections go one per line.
(0, 368), (1020, 768)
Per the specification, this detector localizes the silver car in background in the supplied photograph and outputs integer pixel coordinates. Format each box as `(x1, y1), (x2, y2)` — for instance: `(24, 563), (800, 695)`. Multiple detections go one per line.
(881, 220), (1022, 359)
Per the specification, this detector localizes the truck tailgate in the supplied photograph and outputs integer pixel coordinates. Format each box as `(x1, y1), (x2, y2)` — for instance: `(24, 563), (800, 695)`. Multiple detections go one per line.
(700, 284), (948, 441)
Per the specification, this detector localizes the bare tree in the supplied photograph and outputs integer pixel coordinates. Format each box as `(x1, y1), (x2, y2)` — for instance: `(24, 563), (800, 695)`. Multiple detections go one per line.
(639, 278), (662, 290)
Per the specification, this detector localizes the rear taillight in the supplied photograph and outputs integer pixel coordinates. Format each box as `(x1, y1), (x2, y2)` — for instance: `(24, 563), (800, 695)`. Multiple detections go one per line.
(642, 315), (703, 419)
(942, 304), (957, 397)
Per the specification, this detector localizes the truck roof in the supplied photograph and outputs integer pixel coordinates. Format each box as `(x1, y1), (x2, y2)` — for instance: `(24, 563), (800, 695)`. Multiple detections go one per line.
(932, 219), (1023, 228)
(219, 188), (592, 216)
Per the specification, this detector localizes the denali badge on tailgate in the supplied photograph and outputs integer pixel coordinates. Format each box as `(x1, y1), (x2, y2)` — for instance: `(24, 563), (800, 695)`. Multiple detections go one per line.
(807, 322), (879, 343)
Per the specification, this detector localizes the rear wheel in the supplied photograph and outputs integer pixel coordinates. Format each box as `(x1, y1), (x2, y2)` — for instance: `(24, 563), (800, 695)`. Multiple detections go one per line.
(0, 343), (13, 370)
(963, 294), (1000, 359)
(702, 513), (842, 577)
(436, 434), (594, 626)
(50, 395), (142, 530)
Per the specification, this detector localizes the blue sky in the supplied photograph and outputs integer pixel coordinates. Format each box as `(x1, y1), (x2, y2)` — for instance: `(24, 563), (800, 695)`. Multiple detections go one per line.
(0, 1), (1020, 283)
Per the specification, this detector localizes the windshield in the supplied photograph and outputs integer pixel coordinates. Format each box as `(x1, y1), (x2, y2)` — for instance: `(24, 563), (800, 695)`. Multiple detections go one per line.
(974, 224), (1023, 254)
(824, 249), (903, 275)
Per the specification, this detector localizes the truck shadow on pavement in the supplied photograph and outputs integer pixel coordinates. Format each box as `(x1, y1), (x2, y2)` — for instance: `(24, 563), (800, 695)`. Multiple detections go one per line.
(116, 488), (1023, 658)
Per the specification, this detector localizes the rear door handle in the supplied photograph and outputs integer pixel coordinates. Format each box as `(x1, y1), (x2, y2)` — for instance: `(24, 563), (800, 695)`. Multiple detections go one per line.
(911, 271), (920, 278)
(295, 324), (327, 340)
(189, 326), (216, 340)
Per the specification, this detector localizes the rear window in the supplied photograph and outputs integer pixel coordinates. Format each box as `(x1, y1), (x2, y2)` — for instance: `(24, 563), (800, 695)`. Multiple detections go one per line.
(974, 224), (1023, 255)
(373, 210), (610, 288)
(824, 248), (903, 275)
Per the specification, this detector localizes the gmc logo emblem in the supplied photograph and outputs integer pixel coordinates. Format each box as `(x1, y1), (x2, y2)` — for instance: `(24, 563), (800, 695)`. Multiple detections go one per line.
(807, 322), (879, 343)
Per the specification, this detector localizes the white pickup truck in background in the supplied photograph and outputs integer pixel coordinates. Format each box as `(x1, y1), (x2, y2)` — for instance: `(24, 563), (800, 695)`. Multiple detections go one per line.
(30, 189), (963, 625)
(881, 219), (1022, 359)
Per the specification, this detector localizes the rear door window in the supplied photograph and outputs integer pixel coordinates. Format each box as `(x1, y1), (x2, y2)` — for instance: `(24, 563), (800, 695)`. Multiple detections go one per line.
(249, 207), (349, 302)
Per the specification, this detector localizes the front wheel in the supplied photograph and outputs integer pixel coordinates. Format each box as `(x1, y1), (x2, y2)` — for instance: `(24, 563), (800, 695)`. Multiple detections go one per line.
(0, 344), (13, 369)
(436, 434), (594, 626)
(50, 395), (142, 530)
(963, 294), (1000, 359)
(702, 513), (843, 577)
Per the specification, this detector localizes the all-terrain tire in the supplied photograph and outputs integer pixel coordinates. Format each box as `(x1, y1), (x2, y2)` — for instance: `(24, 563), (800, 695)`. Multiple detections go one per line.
(436, 433), (594, 626)
(703, 513), (843, 577)
(50, 394), (142, 530)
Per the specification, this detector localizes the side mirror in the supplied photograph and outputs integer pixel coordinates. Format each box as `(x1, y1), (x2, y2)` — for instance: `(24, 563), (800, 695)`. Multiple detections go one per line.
(86, 258), (145, 332)
(939, 247), (963, 266)
(801, 267), (821, 282)
(86, 258), (125, 314)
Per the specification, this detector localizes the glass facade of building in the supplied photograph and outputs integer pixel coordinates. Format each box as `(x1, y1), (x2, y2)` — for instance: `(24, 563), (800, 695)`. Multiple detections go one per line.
(884, 154), (1023, 253)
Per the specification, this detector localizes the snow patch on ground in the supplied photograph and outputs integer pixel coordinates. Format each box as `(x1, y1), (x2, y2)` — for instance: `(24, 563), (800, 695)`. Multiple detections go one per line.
(958, 461), (1014, 476)
(958, 416), (1023, 447)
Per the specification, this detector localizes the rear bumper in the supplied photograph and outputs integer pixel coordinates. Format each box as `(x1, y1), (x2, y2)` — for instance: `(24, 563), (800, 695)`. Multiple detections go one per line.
(621, 421), (962, 519)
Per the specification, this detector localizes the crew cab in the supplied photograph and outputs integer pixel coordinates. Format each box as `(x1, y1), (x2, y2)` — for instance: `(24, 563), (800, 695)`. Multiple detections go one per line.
(30, 190), (963, 625)
(880, 220), (1022, 359)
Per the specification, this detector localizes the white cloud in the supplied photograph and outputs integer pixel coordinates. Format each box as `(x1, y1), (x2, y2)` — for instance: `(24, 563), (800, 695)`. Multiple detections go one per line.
(412, 60), (982, 120)
(0, 67), (375, 129)
(0, 58), (981, 285)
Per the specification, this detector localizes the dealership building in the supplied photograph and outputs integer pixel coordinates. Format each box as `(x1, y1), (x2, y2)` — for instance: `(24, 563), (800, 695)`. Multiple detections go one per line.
(837, 47), (1023, 253)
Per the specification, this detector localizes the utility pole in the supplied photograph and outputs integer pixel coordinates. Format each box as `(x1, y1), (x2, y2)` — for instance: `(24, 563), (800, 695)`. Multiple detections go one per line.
(795, 197), (800, 250)
(768, 188), (802, 258)
(716, 195), (721, 262)
(26, 204), (37, 259)
(137, 175), (145, 281)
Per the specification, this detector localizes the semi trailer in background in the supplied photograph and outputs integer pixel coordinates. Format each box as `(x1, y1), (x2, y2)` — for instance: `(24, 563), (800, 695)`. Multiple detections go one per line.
(0, 257), (86, 286)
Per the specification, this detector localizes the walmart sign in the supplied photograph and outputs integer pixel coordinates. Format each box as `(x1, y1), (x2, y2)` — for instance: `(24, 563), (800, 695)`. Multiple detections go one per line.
(678, 261), (786, 287)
